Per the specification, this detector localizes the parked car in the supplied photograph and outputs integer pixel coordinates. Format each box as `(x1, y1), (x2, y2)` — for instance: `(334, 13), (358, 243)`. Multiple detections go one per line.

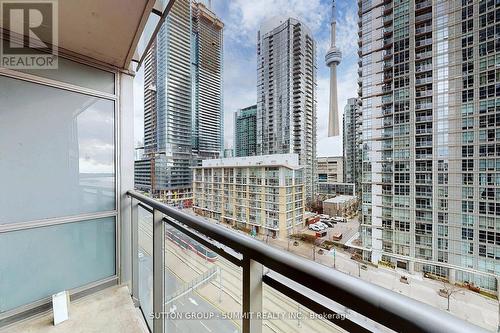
(308, 224), (321, 231)
(316, 222), (328, 230)
(321, 219), (334, 228)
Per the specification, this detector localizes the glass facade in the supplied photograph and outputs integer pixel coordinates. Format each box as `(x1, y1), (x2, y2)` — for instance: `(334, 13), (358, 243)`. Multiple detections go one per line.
(234, 105), (257, 157)
(0, 57), (117, 313)
(0, 217), (115, 312)
(360, 0), (500, 289)
(256, 18), (317, 201)
(0, 76), (115, 224)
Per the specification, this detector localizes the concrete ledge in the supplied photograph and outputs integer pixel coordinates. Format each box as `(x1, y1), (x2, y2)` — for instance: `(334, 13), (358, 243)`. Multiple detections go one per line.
(2, 285), (148, 333)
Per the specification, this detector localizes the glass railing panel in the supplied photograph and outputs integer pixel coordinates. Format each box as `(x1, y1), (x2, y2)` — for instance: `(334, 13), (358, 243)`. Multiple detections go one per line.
(137, 205), (153, 330)
(261, 284), (342, 333)
(164, 222), (242, 333)
(262, 282), (394, 333)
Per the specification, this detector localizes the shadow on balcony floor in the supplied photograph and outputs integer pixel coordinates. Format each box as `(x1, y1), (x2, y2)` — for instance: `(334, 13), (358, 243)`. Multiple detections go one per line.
(2, 285), (148, 333)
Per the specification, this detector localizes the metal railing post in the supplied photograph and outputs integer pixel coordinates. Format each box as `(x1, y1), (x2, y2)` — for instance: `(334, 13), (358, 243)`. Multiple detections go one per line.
(131, 198), (139, 306)
(242, 258), (263, 333)
(153, 208), (165, 333)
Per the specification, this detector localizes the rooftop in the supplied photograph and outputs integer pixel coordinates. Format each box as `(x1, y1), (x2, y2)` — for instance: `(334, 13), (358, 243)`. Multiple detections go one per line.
(324, 195), (357, 204)
(197, 153), (302, 169)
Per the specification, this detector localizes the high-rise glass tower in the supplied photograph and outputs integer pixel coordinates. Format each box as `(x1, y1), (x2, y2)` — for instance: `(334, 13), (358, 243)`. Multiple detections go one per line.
(256, 17), (317, 201)
(191, 1), (224, 163)
(134, 0), (223, 201)
(155, 0), (193, 197)
(234, 105), (257, 157)
(360, 0), (500, 290)
(343, 97), (362, 191)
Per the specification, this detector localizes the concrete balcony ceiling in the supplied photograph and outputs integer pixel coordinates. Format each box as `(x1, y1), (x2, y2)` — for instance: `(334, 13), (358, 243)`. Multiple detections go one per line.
(0, 0), (157, 70)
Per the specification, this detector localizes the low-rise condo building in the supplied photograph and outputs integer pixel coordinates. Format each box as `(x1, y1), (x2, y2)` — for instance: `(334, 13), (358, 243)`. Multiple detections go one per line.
(193, 154), (305, 238)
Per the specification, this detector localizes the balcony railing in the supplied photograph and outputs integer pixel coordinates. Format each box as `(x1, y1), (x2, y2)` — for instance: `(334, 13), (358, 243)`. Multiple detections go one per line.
(127, 190), (488, 333)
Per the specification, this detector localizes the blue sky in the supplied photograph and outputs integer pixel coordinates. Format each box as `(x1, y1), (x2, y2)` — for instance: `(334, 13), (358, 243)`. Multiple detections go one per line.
(134, 0), (359, 157)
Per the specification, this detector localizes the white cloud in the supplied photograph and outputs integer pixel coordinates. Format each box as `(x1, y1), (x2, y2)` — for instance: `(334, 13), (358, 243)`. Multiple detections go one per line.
(335, 7), (359, 59)
(222, 0), (330, 150)
(317, 136), (342, 157)
(132, 0), (360, 159)
(225, 0), (329, 46)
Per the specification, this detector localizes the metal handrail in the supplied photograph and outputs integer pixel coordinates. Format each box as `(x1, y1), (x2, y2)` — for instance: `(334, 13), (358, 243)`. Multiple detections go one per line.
(128, 190), (488, 333)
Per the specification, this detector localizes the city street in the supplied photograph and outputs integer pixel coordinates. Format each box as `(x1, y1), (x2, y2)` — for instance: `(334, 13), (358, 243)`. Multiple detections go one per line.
(267, 236), (498, 331)
(138, 209), (350, 333)
(139, 208), (498, 331)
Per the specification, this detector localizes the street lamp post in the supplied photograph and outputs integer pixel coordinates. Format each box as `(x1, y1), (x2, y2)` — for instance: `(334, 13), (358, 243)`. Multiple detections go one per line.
(313, 242), (316, 261)
(218, 267), (222, 303)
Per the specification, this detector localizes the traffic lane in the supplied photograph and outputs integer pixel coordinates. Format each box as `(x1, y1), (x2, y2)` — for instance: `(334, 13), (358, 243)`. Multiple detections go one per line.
(165, 269), (240, 333)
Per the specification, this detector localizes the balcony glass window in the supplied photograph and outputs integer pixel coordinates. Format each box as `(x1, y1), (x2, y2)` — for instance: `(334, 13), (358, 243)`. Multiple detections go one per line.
(0, 76), (115, 224)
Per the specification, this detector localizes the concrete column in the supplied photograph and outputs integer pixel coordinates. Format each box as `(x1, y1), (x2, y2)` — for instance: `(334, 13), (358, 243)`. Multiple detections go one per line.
(448, 268), (456, 284)
(328, 65), (340, 136)
(242, 258), (263, 333)
(496, 276), (500, 299)
(408, 261), (415, 274)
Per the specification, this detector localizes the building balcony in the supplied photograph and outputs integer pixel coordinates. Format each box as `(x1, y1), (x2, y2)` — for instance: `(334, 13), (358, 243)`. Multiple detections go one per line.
(416, 127), (433, 135)
(0, 1), (494, 333)
(415, 77), (433, 86)
(382, 85), (393, 93)
(416, 115), (433, 123)
(416, 140), (433, 148)
(415, 38), (433, 48)
(415, 25), (433, 35)
(383, 61), (393, 69)
(415, 102), (433, 110)
(415, 12), (432, 23)
(415, 50), (432, 60)
(416, 89), (433, 98)
(415, 64), (433, 72)
(383, 14), (393, 26)
(415, 0), (432, 12)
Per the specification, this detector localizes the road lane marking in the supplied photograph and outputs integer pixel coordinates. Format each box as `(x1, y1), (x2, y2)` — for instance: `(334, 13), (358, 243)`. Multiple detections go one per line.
(200, 321), (212, 332)
(189, 297), (198, 306)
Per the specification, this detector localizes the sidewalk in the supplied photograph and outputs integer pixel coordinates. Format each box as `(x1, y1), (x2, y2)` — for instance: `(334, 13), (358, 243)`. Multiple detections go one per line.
(180, 209), (497, 331)
(267, 237), (498, 331)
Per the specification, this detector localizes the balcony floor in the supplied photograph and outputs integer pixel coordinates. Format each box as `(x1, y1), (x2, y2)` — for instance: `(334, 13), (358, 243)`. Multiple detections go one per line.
(3, 285), (148, 333)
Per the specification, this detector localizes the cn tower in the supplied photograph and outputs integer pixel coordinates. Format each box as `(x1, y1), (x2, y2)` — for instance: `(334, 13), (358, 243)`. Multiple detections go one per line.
(325, 0), (342, 137)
